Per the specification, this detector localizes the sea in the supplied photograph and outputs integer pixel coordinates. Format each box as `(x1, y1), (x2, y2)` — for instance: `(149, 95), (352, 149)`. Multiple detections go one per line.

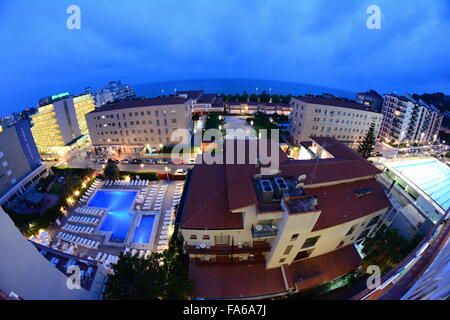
(134, 79), (355, 99)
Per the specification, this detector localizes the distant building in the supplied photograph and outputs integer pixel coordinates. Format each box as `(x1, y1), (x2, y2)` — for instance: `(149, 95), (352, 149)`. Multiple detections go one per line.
(92, 80), (135, 108)
(380, 94), (443, 145)
(178, 137), (390, 299)
(0, 207), (106, 300)
(85, 97), (193, 155)
(30, 93), (95, 154)
(0, 119), (47, 206)
(225, 102), (292, 115)
(356, 90), (383, 112)
(289, 96), (383, 148)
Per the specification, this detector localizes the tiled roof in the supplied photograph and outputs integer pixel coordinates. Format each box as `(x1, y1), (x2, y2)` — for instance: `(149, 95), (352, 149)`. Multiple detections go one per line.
(311, 136), (365, 160)
(294, 96), (375, 112)
(181, 163), (243, 230)
(288, 244), (363, 291)
(189, 260), (291, 299)
(310, 178), (391, 232)
(89, 97), (189, 114)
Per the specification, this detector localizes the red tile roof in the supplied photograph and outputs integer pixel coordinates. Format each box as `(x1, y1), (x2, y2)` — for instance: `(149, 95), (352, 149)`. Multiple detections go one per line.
(311, 136), (366, 160)
(288, 245), (363, 292)
(189, 261), (291, 299)
(294, 96), (374, 112)
(89, 97), (189, 113)
(309, 178), (391, 232)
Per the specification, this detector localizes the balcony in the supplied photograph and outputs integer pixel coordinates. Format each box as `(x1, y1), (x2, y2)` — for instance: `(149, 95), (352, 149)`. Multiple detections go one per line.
(185, 241), (271, 255)
(194, 254), (266, 266)
(252, 225), (278, 238)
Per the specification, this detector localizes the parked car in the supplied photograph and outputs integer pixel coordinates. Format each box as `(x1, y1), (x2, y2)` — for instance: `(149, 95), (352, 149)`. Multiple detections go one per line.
(157, 158), (170, 164)
(108, 158), (119, 164)
(144, 158), (156, 164)
(131, 158), (143, 164)
(97, 158), (107, 164)
(184, 158), (196, 164)
(120, 159), (130, 164)
(174, 169), (188, 176)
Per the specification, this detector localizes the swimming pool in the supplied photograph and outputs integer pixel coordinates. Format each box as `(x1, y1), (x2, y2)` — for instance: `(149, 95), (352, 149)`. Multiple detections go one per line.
(132, 216), (155, 244)
(390, 158), (450, 211)
(88, 190), (137, 242)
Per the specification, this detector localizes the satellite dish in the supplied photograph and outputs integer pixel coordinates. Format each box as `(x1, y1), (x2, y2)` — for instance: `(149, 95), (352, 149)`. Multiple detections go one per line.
(298, 174), (307, 182)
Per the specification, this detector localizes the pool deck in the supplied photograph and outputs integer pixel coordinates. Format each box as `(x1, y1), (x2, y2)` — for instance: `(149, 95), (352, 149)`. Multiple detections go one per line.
(49, 180), (184, 260)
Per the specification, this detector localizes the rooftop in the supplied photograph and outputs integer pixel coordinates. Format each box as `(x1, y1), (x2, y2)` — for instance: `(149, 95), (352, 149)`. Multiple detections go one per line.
(293, 95), (376, 113)
(180, 138), (386, 231)
(88, 97), (189, 114)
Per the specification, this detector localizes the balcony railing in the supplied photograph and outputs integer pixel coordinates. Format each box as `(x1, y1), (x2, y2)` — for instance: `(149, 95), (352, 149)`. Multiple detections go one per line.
(252, 225), (278, 238)
(185, 242), (271, 255)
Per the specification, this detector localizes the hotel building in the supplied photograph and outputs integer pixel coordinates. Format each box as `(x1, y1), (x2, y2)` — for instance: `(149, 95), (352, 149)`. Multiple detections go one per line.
(90, 80), (136, 108)
(0, 119), (47, 206)
(30, 93), (95, 154)
(85, 97), (193, 154)
(178, 137), (390, 299)
(356, 90), (383, 113)
(289, 96), (383, 147)
(380, 94), (443, 145)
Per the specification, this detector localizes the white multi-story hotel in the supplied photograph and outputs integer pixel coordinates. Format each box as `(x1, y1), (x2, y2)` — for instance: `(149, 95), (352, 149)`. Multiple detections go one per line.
(289, 96), (383, 147)
(85, 97), (193, 155)
(380, 94), (443, 145)
(91, 80), (135, 108)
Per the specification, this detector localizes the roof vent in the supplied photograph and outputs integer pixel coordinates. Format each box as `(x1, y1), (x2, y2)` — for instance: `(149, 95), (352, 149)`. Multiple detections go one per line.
(274, 177), (289, 198)
(354, 187), (374, 197)
(259, 179), (274, 201)
(298, 174), (307, 182)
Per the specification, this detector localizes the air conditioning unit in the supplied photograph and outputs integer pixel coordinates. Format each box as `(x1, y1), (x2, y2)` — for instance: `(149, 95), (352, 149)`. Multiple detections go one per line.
(259, 179), (274, 201)
(273, 177), (289, 198)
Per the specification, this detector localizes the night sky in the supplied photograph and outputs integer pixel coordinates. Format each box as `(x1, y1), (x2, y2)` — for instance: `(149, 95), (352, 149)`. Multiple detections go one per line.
(1, 0), (449, 113)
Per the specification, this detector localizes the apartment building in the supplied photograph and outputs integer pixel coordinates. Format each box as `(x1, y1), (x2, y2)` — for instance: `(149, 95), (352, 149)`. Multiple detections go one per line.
(89, 80), (136, 108)
(30, 93), (95, 154)
(179, 137), (390, 299)
(0, 119), (47, 206)
(85, 97), (193, 154)
(289, 96), (383, 147)
(356, 90), (383, 112)
(380, 94), (443, 145)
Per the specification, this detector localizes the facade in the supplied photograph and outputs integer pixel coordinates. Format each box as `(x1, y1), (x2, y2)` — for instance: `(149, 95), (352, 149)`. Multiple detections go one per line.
(356, 90), (383, 112)
(85, 97), (193, 154)
(0, 208), (105, 300)
(179, 137), (391, 298)
(91, 80), (135, 108)
(380, 94), (443, 145)
(0, 119), (47, 206)
(30, 93), (95, 154)
(226, 102), (292, 115)
(289, 96), (383, 147)
(193, 94), (224, 113)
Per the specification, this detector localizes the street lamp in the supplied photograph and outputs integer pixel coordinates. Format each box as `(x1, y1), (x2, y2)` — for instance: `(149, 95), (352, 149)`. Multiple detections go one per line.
(164, 166), (170, 180)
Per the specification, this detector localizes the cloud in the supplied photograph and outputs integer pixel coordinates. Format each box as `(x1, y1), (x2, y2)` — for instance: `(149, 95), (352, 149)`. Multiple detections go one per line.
(0, 0), (449, 113)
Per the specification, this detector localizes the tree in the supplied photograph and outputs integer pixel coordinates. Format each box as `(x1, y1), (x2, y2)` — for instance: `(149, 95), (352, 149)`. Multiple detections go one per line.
(104, 161), (120, 180)
(357, 122), (376, 158)
(104, 229), (193, 300)
(104, 252), (166, 300)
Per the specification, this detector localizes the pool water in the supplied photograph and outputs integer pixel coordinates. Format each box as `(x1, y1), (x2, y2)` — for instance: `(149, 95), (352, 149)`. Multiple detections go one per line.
(391, 158), (450, 211)
(132, 216), (155, 244)
(88, 191), (137, 242)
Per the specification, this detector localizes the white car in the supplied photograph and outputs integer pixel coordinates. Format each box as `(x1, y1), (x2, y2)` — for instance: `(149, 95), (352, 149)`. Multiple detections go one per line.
(97, 158), (107, 164)
(174, 169), (188, 176)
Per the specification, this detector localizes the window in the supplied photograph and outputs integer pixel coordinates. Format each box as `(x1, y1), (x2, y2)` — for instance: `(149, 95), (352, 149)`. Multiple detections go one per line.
(283, 245), (294, 255)
(367, 215), (381, 228)
(291, 234), (299, 241)
(346, 224), (358, 236)
(294, 249), (313, 261)
(202, 235), (210, 240)
(279, 258), (286, 263)
(190, 235), (197, 240)
(336, 240), (345, 249)
(302, 236), (320, 249)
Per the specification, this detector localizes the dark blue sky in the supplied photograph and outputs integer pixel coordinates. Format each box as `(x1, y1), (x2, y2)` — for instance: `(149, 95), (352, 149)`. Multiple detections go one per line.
(1, 0), (449, 114)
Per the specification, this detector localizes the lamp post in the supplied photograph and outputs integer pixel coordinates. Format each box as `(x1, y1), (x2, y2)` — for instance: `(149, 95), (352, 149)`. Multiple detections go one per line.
(164, 166), (170, 180)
